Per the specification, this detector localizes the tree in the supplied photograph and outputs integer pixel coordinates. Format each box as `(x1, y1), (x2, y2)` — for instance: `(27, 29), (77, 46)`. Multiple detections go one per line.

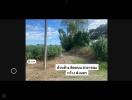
(59, 19), (90, 51)
(58, 29), (73, 51)
(73, 31), (90, 47)
(61, 19), (89, 35)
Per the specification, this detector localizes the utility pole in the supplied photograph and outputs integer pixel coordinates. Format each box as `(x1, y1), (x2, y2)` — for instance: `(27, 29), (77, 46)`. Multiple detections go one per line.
(44, 19), (47, 69)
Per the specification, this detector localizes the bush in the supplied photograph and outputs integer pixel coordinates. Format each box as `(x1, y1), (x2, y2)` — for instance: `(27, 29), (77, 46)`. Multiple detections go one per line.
(59, 33), (74, 51)
(47, 45), (61, 58)
(73, 31), (90, 47)
(62, 36), (73, 51)
(59, 31), (90, 51)
(26, 45), (61, 60)
(91, 37), (107, 61)
(26, 52), (33, 59)
(26, 45), (44, 60)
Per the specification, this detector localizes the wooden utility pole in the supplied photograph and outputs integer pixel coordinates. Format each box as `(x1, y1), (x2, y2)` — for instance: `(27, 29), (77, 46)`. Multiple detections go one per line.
(44, 19), (47, 69)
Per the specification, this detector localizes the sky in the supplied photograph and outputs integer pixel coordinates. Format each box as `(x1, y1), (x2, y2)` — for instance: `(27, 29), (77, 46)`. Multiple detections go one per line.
(26, 19), (107, 45)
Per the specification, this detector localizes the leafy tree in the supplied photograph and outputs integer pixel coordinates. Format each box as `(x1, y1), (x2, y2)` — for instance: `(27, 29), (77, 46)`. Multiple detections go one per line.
(61, 19), (88, 35)
(73, 31), (90, 47)
(58, 19), (89, 51)
(58, 29), (74, 51)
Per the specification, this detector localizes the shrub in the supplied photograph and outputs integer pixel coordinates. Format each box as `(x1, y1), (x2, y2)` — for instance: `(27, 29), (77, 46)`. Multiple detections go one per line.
(47, 45), (61, 58)
(26, 45), (61, 60)
(26, 52), (33, 59)
(73, 31), (90, 47)
(91, 37), (107, 61)
(26, 45), (44, 60)
(59, 33), (74, 51)
(59, 31), (90, 51)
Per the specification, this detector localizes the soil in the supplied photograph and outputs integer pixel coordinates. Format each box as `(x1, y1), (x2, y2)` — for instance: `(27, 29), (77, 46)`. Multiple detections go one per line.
(26, 53), (107, 81)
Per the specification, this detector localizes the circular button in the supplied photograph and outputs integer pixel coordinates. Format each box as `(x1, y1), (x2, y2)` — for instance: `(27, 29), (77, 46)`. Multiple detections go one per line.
(11, 68), (17, 75)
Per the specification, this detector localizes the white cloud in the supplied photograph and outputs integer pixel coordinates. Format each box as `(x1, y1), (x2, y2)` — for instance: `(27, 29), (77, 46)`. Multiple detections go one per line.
(26, 22), (44, 43)
(26, 22), (60, 45)
(26, 32), (44, 41)
(26, 24), (44, 32)
(47, 27), (59, 40)
(26, 26), (59, 42)
(88, 19), (107, 30)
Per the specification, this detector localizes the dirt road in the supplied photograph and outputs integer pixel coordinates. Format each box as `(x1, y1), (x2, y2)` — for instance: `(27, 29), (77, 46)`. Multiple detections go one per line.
(26, 54), (107, 81)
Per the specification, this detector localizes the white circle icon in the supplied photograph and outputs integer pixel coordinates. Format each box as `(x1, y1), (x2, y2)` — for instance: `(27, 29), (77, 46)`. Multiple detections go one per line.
(11, 68), (17, 74)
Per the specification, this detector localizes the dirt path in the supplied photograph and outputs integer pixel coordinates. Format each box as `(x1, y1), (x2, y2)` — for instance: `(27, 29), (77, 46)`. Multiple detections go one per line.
(26, 53), (107, 81)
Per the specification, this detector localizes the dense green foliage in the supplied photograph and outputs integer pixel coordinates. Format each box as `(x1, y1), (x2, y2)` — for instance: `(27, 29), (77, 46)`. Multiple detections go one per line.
(26, 45), (61, 60)
(59, 29), (74, 51)
(59, 30), (90, 51)
(91, 37), (107, 61)
(73, 31), (90, 47)
(26, 44), (43, 60)
(47, 45), (61, 58)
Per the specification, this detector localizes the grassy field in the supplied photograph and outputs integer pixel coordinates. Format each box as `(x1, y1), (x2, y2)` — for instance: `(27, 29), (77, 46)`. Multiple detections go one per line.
(26, 52), (107, 81)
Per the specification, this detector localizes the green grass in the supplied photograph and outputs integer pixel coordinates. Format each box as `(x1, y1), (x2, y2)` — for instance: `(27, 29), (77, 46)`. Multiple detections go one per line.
(97, 61), (107, 71)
